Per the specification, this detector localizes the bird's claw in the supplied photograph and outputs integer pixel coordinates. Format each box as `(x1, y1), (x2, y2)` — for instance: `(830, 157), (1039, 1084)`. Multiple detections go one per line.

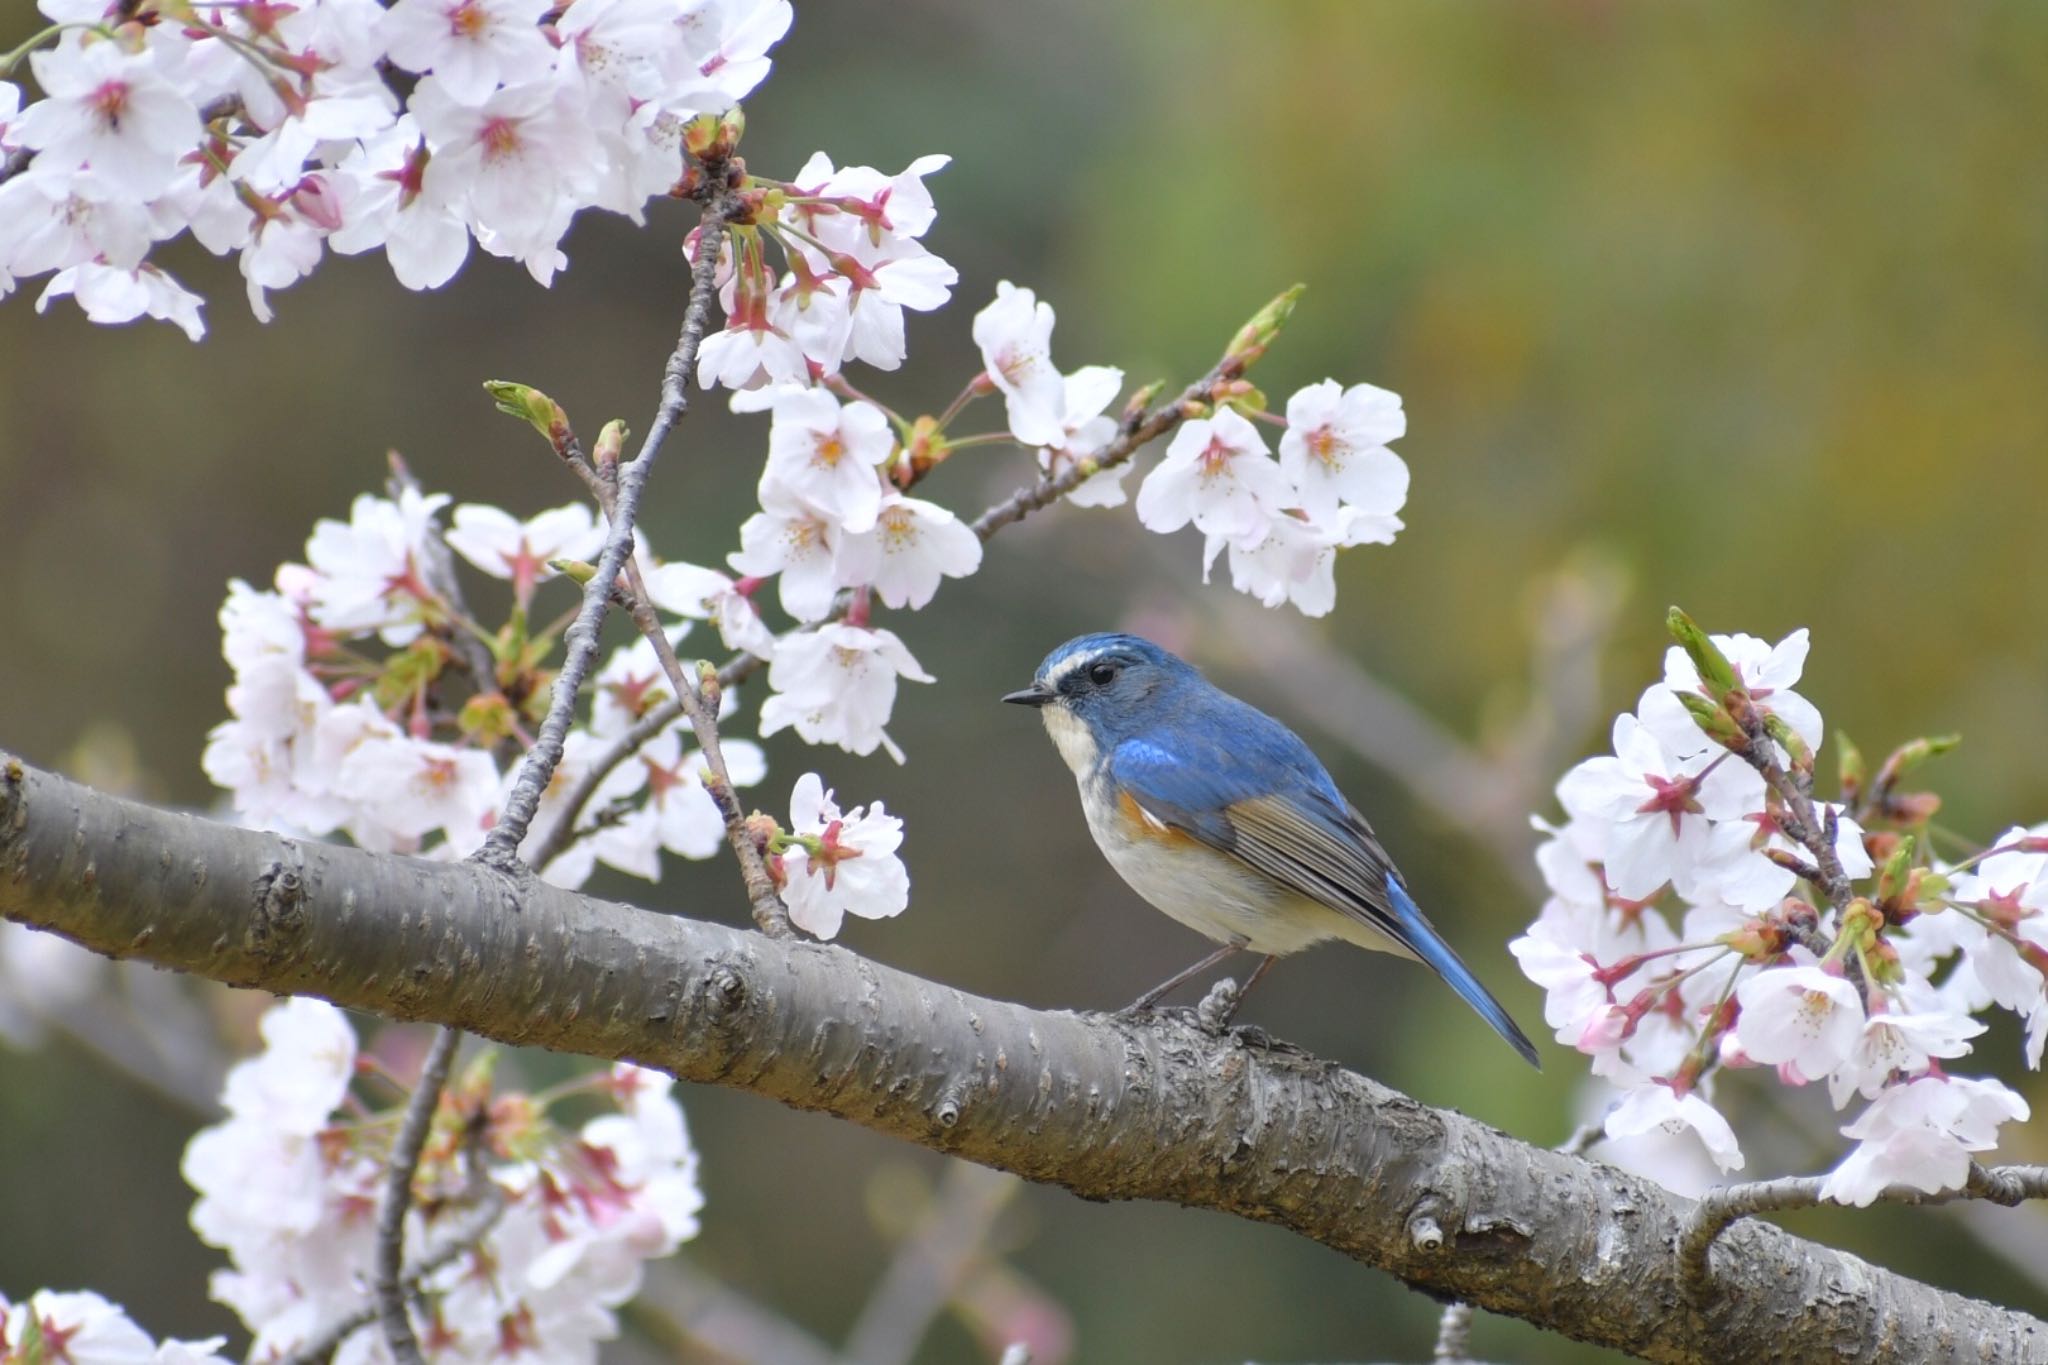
(1195, 977), (1243, 1035)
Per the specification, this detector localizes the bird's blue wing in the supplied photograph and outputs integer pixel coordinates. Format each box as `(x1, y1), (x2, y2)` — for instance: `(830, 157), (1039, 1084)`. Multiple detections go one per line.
(1110, 728), (1541, 1069)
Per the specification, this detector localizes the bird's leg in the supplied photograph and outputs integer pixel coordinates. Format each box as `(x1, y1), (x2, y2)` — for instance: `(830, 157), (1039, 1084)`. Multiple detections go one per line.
(1238, 953), (1280, 1005)
(1121, 939), (1247, 1014)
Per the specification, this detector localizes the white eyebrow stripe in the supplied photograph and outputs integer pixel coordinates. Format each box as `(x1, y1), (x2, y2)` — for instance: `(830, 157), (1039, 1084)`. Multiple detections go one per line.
(1042, 646), (1109, 689)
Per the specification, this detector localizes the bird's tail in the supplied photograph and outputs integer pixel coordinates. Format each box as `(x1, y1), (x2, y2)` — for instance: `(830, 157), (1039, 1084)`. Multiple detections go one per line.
(1386, 876), (1541, 1069)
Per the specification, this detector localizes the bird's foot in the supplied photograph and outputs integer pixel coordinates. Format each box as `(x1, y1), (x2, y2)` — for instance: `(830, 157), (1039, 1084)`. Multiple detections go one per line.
(1195, 976), (1243, 1035)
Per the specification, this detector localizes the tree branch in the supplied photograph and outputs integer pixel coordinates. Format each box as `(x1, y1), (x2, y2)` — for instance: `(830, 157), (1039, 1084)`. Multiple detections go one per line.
(4, 751), (2045, 1364)
(618, 564), (791, 937)
(1680, 1161), (2048, 1287)
(285, 1127), (509, 1365)
(374, 1024), (460, 1365)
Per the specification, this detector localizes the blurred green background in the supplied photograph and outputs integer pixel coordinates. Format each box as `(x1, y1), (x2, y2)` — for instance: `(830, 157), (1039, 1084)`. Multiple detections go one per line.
(6, 2), (2048, 1361)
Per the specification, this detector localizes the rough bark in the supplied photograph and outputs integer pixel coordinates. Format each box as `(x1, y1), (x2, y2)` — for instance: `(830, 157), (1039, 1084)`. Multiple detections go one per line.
(3, 752), (2042, 1364)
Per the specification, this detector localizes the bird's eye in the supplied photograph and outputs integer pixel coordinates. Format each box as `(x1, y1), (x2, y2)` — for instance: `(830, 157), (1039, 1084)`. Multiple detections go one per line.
(1088, 661), (1119, 687)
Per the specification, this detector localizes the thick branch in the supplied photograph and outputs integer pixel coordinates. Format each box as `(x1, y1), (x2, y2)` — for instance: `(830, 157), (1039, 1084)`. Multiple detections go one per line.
(4, 753), (2045, 1364)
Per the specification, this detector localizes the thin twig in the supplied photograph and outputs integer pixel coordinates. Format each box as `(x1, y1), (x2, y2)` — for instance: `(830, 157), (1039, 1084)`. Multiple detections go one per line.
(965, 366), (1231, 542)
(521, 395), (786, 935)
(373, 1025), (462, 1365)
(1747, 731), (1854, 913)
(619, 562), (791, 936)
(1680, 1161), (2048, 1285)
(479, 183), (735, 868)
(525, 698), (675, 872)
(287, 1181), (506, 1365)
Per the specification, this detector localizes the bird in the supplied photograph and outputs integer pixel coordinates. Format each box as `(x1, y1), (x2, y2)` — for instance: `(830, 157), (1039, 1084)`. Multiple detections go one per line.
(1003, 632), (1540, 1067)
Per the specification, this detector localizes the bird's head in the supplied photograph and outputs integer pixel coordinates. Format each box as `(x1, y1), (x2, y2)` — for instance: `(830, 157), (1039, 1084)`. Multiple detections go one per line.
(1002, 633), (1195, 770)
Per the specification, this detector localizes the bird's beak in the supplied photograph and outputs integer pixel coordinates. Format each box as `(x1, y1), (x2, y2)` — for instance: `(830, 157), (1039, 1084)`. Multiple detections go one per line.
(1001, 681), (1054, 708)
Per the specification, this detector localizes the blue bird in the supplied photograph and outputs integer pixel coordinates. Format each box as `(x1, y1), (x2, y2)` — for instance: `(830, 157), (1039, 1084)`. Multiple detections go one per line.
(1004, 632), (1539, 1067)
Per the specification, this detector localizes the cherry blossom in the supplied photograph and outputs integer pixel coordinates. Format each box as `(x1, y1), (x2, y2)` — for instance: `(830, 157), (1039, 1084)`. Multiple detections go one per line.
(182, 1000), (706, 1361)
(35, 261), (206, 340)
(778, 151), (957, 372)
(1692, 802), (1872, 911)
(1206, 505), (1395, 618)
(1732, 964), (1863, 1082)
(591, 632), (689, 737)
(1656, 627), (1823, 755)
(1942, 826), (2048, 1018)
(0, 1290), (228, 1365)
(0, 921), (104, 1048)
(1033, 365), (1130, 507)
(759, 387), (893, 533)
(779, 773), (910, 939)
(729, 481), (856, 622)
(335, 734), (501, 852)
(0, 168), (154, 278)
(842, 494), (984, 610)
(511, 728), (640, 888)
(328, 119), (473, 291)
(697, 301), (810, 389)
(410, 77), (595, 285)
(790, 149), (950, 253)
(0, 0), (808, 334)
(1819, 1075), (2030, 1205)
(1135, 407), (1291, 545)
(591, 727), (765, 876)
(304, 486), (451, 645)
(659, 0), (795, 111)
(1604, 1081), (1745, 1173)
(1555, 707), (1767, 902)
(973, 281), (1066, 446)
(380, 0), (556, 105)
(219, 996), (359, 1134)
(14, 35), (200, 199)
(445, 501), (605, 607)
(642, 560), (778, 658)
(758, 623), (934, 762)
(1275, 379), (1409, 525)
(1826, 1008), (1985, 1108)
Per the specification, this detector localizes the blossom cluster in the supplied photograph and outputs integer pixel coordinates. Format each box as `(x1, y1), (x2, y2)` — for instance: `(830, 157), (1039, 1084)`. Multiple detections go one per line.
(1133, 379), (1410, 617)
(1, 1289), (228, 1365)
(0, 0), (794, 335)
(201, 474), (911, 935)
(183, 997), (703, 1362)
(1514, 620), (2039, 1204)
(697, 150), (957, 386)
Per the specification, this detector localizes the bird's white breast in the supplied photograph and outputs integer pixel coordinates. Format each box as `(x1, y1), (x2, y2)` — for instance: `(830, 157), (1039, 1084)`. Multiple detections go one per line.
(1072, 769), (1350, 957)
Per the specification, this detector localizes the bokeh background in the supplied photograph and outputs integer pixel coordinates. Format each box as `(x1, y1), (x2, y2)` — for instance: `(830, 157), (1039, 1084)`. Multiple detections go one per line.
(6, 2), (2048, 1361)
